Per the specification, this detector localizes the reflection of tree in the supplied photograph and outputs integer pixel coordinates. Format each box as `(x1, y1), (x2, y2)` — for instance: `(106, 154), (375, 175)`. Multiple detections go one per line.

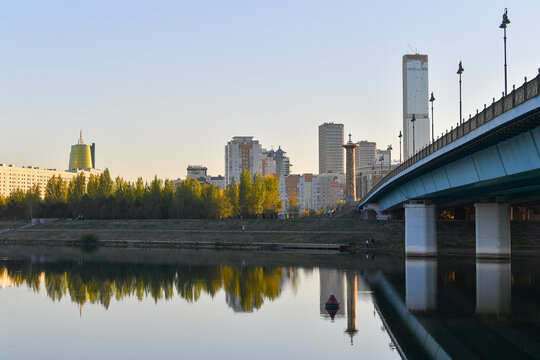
(0, 261), (286, 312)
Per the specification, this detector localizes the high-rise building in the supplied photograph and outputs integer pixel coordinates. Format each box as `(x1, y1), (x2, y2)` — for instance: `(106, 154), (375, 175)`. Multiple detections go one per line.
(403, 54), (429, 159)
(355, 141), (377, 169)
(319, 123), (344, 174)
(225, 136), (262, 186)
(274, 146), (291, 176)
(261, 149), (277, 177)
(261, 146), (291, 177)
(68, 131), (95, 170)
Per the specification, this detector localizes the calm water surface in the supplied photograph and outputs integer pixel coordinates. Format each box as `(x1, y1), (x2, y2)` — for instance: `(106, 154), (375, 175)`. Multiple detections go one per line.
(0, 246), (538, 359)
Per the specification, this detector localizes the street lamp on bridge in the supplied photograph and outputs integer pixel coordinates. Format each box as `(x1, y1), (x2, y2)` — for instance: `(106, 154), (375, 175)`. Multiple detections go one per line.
(457, 61), (464, 124)
(398, 131), (402, 163)
(500, 8), (511, 96)
(387, 145), (392, 171)
(429, 92), (435, 143)
(411, 114), (416, 155)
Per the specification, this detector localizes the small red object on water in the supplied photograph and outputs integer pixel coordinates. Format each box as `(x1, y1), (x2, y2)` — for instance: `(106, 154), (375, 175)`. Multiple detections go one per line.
(325, 294), (340, 320)
(325, 294), (339, 306)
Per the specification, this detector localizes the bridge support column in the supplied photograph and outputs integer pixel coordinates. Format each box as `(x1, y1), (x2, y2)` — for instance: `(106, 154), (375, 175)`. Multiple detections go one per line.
(404, 203), (437, 256)
(474, 203), (510, 258)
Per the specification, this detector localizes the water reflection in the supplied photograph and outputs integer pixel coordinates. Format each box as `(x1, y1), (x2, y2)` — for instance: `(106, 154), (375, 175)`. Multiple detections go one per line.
(0, 262), (285, 313)
(476, 260), (511, 315)
(345, 271), (358, 344)
(405, 257), (437, 311)
(319, 268), (346, 318)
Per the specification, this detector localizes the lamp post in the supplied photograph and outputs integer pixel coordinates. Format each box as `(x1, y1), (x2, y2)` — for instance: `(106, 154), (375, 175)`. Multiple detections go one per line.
(457, 61), (464, 124)
(379, 155), (384, 176)
(500, 8), (510, 96)
(429, 92), (435, 143)
(398, 131), (402, 163)
(411, 114), (416, 155)
(387, 145), (392, 171)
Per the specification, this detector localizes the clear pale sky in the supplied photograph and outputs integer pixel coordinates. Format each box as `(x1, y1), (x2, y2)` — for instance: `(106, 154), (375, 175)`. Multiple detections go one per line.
(1, 0), (539, 181)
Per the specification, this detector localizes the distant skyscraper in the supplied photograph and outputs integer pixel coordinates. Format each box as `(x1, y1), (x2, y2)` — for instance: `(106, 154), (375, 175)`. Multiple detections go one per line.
(355, 141), (377, 169)
(319, 123), (344, 174)
(225, 136), (262, 186)
(68, 131), (95, 170)
(403, 54), (429, 160)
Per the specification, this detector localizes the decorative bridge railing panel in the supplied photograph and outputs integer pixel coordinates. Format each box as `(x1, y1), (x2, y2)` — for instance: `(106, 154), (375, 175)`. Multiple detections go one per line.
(361, 70), (540, 202)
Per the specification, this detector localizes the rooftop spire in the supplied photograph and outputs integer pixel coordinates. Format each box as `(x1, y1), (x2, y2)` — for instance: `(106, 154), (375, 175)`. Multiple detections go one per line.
(78, 130), (84, 145)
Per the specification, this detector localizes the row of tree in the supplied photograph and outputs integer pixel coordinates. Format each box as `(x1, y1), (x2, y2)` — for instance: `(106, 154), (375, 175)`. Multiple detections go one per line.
(2, 261), (285, 311)
(0, 169), (283, 220)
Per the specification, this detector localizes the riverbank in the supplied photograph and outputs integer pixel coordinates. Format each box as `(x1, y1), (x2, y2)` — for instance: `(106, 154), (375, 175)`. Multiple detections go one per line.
(0, 219), (539, 253)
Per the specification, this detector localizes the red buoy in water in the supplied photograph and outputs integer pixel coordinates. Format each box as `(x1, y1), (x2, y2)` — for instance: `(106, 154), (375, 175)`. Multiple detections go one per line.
(325, 294), (340, 319)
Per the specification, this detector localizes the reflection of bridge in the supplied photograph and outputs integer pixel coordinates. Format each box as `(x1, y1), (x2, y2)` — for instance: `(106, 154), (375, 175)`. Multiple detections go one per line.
(360, 71), (540, 257)
(369, 258), (540, 360)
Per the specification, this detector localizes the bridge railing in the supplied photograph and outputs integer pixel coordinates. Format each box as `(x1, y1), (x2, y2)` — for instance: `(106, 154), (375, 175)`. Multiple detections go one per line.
(361, 69), (540, 203)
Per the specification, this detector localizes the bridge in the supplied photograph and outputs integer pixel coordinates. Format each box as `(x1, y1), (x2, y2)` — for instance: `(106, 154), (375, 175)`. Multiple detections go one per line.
(359, 69), (540, 258)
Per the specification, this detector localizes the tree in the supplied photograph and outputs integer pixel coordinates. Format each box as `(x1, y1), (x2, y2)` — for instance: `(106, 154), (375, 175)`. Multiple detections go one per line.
(97, 169), (114, 199)
(202, 184), (232, 219)
(287, 192), (300, 219)
(225, 179), (239, 218)
(175, 178), (203, 218)
(262, 175), (282, 217)
(249, 173), (265, 216)
(238, 170), (252, 218)
(68, 173), (86, 216)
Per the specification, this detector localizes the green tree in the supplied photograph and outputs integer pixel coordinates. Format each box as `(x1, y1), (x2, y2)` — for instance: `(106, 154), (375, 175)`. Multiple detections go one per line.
(68, 173), (86, 216)
(238, 170), (252, 218)
(97, 169), (114, 198)
(175, 178), (203, 218)
(225, 179), (239, 218)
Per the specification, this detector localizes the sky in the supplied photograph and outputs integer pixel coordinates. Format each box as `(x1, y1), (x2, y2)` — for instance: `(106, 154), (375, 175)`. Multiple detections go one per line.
(1, 0), (539, 181)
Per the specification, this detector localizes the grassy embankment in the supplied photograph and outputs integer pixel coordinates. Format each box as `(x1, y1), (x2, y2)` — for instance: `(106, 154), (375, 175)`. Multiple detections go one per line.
(0, 219), (539, 253)
(0, 219), (404, 250)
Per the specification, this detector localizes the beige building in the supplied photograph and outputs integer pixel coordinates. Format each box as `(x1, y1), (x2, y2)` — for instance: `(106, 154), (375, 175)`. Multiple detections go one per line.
(225, 136), (262, 186)
(355, 141), (377, 168)
(279, 172), (345, 213)
(319, 123), (344, 174)
(0, 164), (102, 199)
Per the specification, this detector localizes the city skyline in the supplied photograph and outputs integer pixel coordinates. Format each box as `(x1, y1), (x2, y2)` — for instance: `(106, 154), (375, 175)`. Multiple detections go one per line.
(2, 1), (539, 181)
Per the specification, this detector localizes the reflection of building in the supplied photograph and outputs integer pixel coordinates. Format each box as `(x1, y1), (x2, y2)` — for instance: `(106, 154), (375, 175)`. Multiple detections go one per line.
(319, 123), (344, 174)
(319, 268), (346, 318)
(345, 271), (358, 344)
(225, 292), (255, 313)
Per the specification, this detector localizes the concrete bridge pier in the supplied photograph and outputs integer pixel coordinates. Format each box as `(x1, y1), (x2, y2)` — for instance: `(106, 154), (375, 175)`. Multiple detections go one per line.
(404, 203), (437, 256)
(474, 203), (511, 258)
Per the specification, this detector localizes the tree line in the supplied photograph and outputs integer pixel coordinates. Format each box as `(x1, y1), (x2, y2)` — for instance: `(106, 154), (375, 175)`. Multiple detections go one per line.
(0, 169), (283, 220)
(1, 261), (285, 311)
